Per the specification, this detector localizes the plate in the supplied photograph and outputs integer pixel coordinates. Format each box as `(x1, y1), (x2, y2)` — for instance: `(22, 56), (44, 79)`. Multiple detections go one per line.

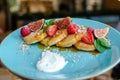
(0, 18), (120, 80)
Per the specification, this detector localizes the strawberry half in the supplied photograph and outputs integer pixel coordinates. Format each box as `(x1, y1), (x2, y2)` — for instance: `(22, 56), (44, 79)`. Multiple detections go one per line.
(87, 31), (94, 43)
(20, 26), (31, 37)
(67, 24), (78, 34)
(81, 36), (91, 44)
(81, 31), (94, 44)
(46, 25), (57, 37)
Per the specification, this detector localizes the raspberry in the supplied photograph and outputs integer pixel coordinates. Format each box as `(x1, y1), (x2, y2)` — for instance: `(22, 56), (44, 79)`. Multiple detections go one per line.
(67, 24), (78, 34)
(20, 26), (31, 37)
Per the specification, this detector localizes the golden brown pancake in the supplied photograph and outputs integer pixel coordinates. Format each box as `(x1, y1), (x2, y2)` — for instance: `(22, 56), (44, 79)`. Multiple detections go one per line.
(40, 37), (51, 46)
(74, 41), (95, 51)
(47, 29), (68, 46)
(56, 32), (84, 47)
(23, 29), (47, 44)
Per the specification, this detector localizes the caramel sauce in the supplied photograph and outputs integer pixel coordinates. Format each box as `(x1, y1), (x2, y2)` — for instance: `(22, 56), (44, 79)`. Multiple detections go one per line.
(38, 43), (99, 55)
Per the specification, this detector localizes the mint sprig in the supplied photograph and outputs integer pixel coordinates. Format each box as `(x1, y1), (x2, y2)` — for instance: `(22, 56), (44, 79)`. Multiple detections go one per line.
(43, 19), (55, 32)
(94, 38), (110, 53)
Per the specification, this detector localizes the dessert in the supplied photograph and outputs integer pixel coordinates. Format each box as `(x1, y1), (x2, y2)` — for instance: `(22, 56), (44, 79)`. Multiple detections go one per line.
(20, 17), (111, 52)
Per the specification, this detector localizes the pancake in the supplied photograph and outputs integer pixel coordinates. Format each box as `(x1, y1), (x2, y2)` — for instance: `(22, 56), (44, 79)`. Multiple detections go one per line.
(40, 37), (51, 46)
(56, 32), (84, 47)
(74, 41), (95, 51)
(23, 29), (47, 44)
(47, 29), (68, 46)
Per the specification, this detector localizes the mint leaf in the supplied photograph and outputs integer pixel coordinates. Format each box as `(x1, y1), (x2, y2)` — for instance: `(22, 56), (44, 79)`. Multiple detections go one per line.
(43, 19), (55, 32)
(46, 19), (55, 26)
(43, 26), (49, 32)
(94, 39), (106, 53)
(99, 38), (110, 48)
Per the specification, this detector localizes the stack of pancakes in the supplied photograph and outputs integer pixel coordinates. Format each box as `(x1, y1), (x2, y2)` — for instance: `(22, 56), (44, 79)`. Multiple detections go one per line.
(22, 17), (95, 51)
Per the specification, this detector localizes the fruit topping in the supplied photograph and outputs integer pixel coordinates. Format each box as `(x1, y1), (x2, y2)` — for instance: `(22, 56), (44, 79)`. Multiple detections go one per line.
(94, 27), (109, 38)
(67, 24), (79, 34)
(28, 19), (44, 32)
(87, 27), (94, 32)
(43, 19), (56, 32)
(94, 38), (111, 52)
(54, 17), (72, 29)
(81, 31), (94, 44)
(46, 25), (57, 37)
(20, 26), (31, 37)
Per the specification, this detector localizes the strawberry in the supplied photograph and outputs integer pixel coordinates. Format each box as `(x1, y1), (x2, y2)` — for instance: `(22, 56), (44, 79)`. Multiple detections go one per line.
(81, 36), (91, 44)
(81, 31), (94, 44)
(67, 24), (78, 34)
(46, 25), (57, 37)
(20, 26), (31, 37)
(87, 31), (94, 43)
(87, 27), (94, 32)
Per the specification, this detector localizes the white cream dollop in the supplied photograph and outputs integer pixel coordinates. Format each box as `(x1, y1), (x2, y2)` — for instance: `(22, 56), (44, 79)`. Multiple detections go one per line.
(36, 50), (67, 72)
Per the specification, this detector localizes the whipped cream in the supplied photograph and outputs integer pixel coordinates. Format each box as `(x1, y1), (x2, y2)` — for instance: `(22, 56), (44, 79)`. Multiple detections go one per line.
(36, 50), (67, 72)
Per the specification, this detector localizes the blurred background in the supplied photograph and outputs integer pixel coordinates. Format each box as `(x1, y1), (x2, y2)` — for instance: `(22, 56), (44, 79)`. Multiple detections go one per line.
(0, 0), (120, 80)
(0, 0), (120, 32)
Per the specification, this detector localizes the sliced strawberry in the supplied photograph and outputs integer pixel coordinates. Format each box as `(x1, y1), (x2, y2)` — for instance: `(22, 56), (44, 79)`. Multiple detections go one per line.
(28, 19), (44, 32)
(46, 25), (57, 37)
(67, 24), (78, 34)
(81, 36), (91, 44)
(81, 31), (94, 44)
(87, 31), (94, 43)
(20, 26), (31, 37)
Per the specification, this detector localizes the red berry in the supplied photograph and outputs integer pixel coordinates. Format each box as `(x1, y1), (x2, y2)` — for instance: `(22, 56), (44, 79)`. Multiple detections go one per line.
(20, 26), (31, 37)
(67, 24), (78, 34)
(87, 31), (94, 43)
(81, 31), (94, 44)
(87, 27), (94, 32)
(81, 36), (91, 44)
(47, 25), (57, 37)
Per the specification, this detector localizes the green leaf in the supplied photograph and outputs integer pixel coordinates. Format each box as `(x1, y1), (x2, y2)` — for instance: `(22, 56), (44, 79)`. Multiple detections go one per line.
(46, 19), (55, 26)
(43, 19), (56, 32)
(94, 39), (106, 53)
(43, 26), (49, 32)
(99, 38), (110, 48)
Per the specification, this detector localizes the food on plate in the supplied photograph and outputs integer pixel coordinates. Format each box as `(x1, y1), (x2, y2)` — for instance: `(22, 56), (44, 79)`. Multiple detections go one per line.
(41, 29), (68, 46)
(56, 32), (84, 47)
(23, 30), (47, 44)
(81, 28), (94, 44)
(67, 24), (79, 34)
(94, 27), (109, 38)
(20, 17), (111, 52)
(21, 26), (31, 37)
(94, 38), (111, 52)
(36, 49), (67, 72)
(74, 41), (95, 51)
(28, 19), (44, 31)
(47, 29), (68, 46)
(21, 19), (47, 44)
(54, 17), (72, 29)
(46, 25), (57, 37)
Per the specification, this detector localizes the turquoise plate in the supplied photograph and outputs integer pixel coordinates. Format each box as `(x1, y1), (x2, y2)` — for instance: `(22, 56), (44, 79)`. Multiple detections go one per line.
(0, 18), (120, 80)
